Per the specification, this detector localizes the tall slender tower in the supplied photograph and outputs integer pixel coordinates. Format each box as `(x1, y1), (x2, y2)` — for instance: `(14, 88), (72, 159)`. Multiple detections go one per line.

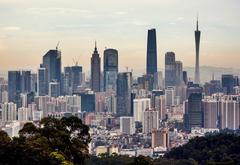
(146, 29), (157, 75)
(194, 16), (201, 84)
(91, 41), (101, 92)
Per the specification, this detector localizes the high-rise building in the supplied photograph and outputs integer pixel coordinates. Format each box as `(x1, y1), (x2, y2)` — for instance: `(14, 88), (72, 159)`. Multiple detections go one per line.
(49, 81), (60, 98)
(183, 71), (188, 85)
(8, 71), (21, 106)
(202, 98), (218, 129)
(143, 109), (159, 134)
(184, 93), (203, 131)
(21, 71), (31, 93)
(1, 102), (17, 121)
(151, 128), (169, 149)
(133, 98), (151, 122)
(42, 48), (61, 93)
(165, 52), (176, 87)
(175, 61), (183, 86)
(120, 116), (135, 135)
(194, 17), (201, 84)
(71, 65), (83, 93)
(37, 67), (48, 96)
(91, 42), (101, 92)
(165, 87), (175, 107)
(146, 29), (157, 75)
(154, 95), (166, 120)
(103, 48), (118, 92)
(117, 72), (132, 116)
(222, 74), (235, 95)
(153, 71), (164, 90)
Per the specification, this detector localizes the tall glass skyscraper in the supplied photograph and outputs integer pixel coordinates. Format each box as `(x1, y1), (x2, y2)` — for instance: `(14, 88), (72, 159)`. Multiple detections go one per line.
(104, 48), (118, 92)
(37, 67), (48, 96)
(146, 29), (157, 75)
(117, 72), (132, 116)
(42, 49), (62, 93)
(8, 71), (21, 104)
(165, 52), (176, 87)
(91, 42), (101, 92)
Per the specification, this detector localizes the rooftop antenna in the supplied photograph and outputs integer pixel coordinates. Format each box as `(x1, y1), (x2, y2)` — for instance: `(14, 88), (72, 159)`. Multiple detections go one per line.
(56, 41), (60, 50)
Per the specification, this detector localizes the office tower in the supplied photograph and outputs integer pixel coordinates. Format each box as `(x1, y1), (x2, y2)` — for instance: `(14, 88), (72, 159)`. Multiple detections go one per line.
(204, 79), (222, 96)
(222, 74), (234, 95)
(1, 102), (17, 121)
(21, 71), (31, 93)
(103, 48), (118, 92)
(42, 48), (62, 91)
(194, 17), (201, 84)
(133, 98), (151, 122)
(175, 61), (183, 86)
(91, 42), (101, 92)
(63, 67), (72, 95)
(143, 109), (159, 134)
(184, 93), (203, 131)
(153, 71), (164, 90)
(49, 81), (60, 97)
(106, 94), (116, 114)
(165, 87), (175, 107)
(116, 72), (132, 116)
(38, 67), (48, 96)
(146, 29), (157, 75)
(95, 92), (106, 113)
(78, 93), (95, 113)
(187, 84), (203, 99)
(30, 73), (38, 93)
(182, 71), (188, 85)
(154, 95), (166, 120)
(152, 128), (169, 149)
(120, 116), (135, 135)
(165, 52), (176, 87)
(202, 98), (218, 129)
(8, 71), (21, 105)
(71, 65), (83, 93)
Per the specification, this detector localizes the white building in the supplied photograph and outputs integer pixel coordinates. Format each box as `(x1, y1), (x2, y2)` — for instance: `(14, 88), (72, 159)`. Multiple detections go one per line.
(133, 98), (151, 122)
(165, 87), (175, 107)
(18, 107), (29, 121)
(1, 102), (17, 121)
(2, 121), (21, 138)
(120, 116), (135, 135)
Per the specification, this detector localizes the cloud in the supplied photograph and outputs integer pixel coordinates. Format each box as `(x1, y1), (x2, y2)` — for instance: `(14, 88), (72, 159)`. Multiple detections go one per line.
(2, 26), (20, 31)
(26, 7), (91, 15)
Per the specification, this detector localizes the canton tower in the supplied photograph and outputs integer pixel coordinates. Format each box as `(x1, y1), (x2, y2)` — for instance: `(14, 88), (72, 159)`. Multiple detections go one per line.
(194, 16), (201, 84)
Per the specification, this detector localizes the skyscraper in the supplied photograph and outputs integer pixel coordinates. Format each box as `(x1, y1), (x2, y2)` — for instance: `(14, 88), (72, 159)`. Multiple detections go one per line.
(21, 71), (31, 93)
(71, 65), (83, 93)
(91, 42), (101, 92)
(103, 48), (118, 92)
(8, 71), (21, 104)
(38, 67), (48, 96)
(117, 72), (132, 116)
(146, 29), (157, 75)
(165, 52), (176, 87)
(184, 93), (203, 131)
(194, 17), (201, 84)
(222, 74), (235, 95)
(42, 48), (62, 93)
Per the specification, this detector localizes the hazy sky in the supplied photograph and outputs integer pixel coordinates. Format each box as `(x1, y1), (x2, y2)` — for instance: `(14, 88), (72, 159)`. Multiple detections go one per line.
(0, 0), (239, 74)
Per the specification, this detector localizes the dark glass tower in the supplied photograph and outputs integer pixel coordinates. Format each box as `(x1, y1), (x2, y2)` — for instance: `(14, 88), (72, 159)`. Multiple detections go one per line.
(117, 72), (132, 116)
(91, 42), (101, 92)
(194, 17), (201, 84)
(146, 29), (157, 75)
(222, 74), (234, 95)
(165, 52), (176, 87)
(8, 71), (21, 103)
(42, 49), (62, 93)
(103, 48), (118, 91)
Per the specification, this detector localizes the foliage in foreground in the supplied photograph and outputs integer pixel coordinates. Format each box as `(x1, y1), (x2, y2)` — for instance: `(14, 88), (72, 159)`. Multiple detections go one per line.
(0, 116), (90, 165)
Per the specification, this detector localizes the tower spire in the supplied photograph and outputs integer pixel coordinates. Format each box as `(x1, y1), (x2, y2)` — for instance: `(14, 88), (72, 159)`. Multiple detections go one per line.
(196, 14), (199, 31)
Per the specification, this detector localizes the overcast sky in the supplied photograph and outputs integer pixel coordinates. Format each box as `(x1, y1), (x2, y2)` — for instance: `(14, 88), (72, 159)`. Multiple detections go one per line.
(0, 0), (239, 74)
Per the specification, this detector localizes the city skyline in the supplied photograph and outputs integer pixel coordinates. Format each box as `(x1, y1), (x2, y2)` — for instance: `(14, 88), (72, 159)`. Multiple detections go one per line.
(0, 0), (239, 74)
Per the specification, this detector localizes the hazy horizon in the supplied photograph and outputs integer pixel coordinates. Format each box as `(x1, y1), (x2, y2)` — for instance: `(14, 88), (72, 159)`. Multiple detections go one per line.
(0, 0), (239, 73)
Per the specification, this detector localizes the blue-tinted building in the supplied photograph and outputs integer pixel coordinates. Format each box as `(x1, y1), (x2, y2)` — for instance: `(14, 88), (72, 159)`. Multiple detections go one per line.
(222, 74), (235, 95)
(146, 29), (157, 75)
(165, 52), (176, 87)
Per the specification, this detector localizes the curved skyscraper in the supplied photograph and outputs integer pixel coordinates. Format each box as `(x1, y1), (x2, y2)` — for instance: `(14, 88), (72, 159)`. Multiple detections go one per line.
(194, 17), (201, 84)
(146, 29), (157, 75)
(103, 48), (118, 92)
